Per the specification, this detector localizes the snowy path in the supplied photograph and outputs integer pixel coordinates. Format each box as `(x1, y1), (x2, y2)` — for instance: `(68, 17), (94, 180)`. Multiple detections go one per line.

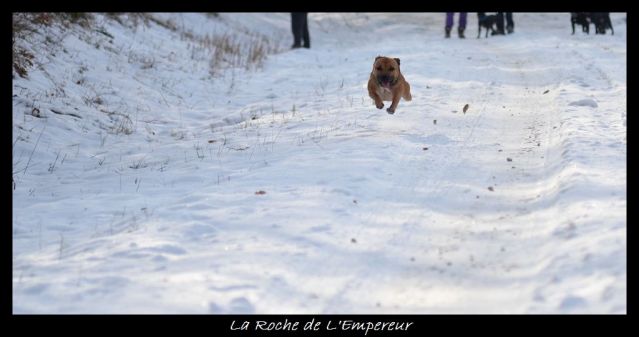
(13, 13), (626, 313)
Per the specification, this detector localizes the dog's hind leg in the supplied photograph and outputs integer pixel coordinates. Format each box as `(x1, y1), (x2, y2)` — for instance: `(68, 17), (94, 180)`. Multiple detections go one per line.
(403, 84), (412, 102)
(403, 92), (412, 101)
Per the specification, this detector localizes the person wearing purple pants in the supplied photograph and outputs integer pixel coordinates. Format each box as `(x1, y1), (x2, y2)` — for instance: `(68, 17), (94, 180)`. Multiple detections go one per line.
(445, 12), (467, 38)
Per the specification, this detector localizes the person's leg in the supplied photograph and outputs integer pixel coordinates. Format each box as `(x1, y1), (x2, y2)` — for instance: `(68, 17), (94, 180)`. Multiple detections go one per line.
(506, 12), (514, 33)
(291, 13), (302, 48)
(459, 12), (467, 29)
(302, 13), (310, 48)
(458, 12), (466, 38)
(445, 12), (454, 29)
(445, 12), (453, 37)
(495, 12), (505, 33)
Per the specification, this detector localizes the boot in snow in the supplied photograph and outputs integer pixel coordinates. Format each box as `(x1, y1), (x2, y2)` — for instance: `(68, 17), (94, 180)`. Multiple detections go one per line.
(458, 27), (465, 38)
(445, 27), (451, 38)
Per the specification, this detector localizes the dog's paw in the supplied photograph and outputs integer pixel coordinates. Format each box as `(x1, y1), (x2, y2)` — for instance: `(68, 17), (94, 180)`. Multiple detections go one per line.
(386, 108), (395, 114)
(376, 103), (384, 109)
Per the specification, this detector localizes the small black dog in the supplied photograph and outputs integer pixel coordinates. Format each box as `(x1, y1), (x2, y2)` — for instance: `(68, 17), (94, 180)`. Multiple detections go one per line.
(571, 12), (591, 34)
(477, 12), (498, 38)
(591, 12), (614, 35)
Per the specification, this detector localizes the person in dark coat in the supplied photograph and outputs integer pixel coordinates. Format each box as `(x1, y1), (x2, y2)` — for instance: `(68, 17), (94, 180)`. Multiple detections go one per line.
(291, 12), (310, 48)
(445, 12), (467, 38)
(494, 12), (514, 35)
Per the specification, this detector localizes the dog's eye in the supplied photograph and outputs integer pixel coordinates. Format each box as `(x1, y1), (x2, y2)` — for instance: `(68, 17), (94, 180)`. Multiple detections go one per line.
(376, 66), (382, 71)
(389, 67), (395, 71)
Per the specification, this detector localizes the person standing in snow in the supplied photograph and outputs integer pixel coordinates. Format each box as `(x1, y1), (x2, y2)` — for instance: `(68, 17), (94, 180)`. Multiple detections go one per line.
(445, 12), (467, 38)
(494, 12), (514, 35)
(291, 12), (310, 49)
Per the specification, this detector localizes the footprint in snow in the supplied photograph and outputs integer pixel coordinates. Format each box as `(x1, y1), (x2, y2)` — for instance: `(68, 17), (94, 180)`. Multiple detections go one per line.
(559, 296), (587, 311)
(568, 99), (598, 108)
(422, 133), (453, 145)
(209, 297), (255, 314)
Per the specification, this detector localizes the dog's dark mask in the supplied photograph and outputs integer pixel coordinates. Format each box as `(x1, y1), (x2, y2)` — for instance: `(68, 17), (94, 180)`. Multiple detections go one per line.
(377, 75), (398, 88)
(374, 56), (400, 88)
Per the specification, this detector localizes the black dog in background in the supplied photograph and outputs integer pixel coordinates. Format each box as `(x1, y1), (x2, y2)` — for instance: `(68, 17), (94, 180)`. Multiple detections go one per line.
(571, 12), (591, 34)
(477, 12), (497, 38)
(591, 12), (614, 35)
(571, 12), (614, 35)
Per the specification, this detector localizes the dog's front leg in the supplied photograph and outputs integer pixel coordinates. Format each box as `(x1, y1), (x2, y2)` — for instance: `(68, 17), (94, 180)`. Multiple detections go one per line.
(386, 95), (400, 114)
(372, 93), (384, 109)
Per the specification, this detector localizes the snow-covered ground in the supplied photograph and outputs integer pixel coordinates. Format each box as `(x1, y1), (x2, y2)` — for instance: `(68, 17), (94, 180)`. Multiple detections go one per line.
(12, 13), (626, 314)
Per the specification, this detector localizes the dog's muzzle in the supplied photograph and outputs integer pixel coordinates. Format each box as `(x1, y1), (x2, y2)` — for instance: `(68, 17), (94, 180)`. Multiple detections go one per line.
(378, 76), (396, 89)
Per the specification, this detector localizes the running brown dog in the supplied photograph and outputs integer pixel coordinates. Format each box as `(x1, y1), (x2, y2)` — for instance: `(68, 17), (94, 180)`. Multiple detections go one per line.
(368, 56), (412, 114)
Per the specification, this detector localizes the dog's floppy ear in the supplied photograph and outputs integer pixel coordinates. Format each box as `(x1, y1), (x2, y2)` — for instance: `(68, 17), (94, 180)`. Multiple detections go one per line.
(375, 56), (383, 61)
(394, 58), (400, 66)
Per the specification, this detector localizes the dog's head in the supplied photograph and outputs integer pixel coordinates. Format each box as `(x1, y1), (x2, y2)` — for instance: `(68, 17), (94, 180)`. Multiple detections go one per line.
(373, 56), (401, 89)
